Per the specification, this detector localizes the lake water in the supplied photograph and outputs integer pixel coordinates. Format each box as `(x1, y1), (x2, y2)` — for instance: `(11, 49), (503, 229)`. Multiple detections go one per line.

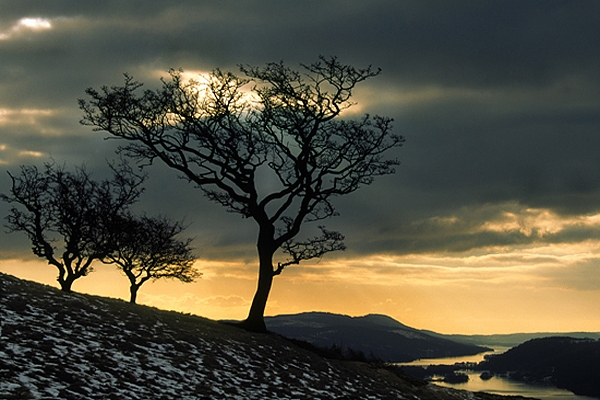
(398, 348), (598, 400)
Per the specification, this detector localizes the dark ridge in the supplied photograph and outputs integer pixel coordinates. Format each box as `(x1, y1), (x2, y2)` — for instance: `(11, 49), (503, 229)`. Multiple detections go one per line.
(476, 336), (600, 398)
(265, 311), (491, 362)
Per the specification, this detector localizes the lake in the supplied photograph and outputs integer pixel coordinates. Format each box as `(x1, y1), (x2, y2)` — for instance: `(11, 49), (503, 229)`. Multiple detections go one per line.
(398, 348), (598, 400)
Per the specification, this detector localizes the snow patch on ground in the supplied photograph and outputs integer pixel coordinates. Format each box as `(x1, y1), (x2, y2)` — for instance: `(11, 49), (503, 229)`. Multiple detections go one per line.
(0, 273), (497, 399)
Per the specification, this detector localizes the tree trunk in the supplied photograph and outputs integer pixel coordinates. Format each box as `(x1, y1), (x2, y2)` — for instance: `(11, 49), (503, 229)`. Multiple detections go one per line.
(57, 274), (75, 292)
(240, 226), (276, 333)
(129, 285), (139, 304)
(241, 259), (273, 332)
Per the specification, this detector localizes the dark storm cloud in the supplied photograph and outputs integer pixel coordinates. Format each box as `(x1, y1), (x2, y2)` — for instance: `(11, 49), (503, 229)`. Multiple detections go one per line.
(396, 96), (600, 213)
(2, 0), (600, 260)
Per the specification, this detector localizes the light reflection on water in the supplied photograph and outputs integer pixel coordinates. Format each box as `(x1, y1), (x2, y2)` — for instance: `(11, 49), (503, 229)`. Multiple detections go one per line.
(433, 371), (596, 400)
(397, 349), (598, 400)
(400, 348), (506, 366)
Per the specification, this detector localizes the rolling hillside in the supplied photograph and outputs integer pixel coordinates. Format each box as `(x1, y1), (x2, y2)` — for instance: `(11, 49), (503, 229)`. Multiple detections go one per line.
(1, 273), (517, 399)
(266, 312), (490, 362)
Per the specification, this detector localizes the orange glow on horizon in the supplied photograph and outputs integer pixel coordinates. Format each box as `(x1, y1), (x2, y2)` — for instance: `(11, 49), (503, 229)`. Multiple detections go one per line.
(1, 200), (599, 335)
(2, 242), (600, 335)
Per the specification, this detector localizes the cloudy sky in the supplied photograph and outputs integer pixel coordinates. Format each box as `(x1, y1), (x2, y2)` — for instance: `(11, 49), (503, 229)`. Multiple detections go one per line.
(2, 1), (600, 334)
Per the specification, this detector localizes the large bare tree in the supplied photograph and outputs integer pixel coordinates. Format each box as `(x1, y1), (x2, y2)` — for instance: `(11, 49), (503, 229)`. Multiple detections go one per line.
(80, 57), (404, 331)
(1, 161), (145, 292)
(104, 214), (198, 304)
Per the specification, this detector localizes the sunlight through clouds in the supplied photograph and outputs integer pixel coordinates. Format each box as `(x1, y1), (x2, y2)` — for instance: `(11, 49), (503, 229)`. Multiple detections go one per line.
(275, 203), (600, 294)
(0, 145), (46, 165)
(481, 208), (569, 237)
(18, 18), (52, 30)
(356, 85), (492, 113)
(0, 17), (52, 40)
(1, 1), (600, 335)
(144, 68), (211, 82)
(0, 108), (66, 140)
(0, 108), (56, 127)
(18, 150), (44, 158)
(400, 202), (600, 253)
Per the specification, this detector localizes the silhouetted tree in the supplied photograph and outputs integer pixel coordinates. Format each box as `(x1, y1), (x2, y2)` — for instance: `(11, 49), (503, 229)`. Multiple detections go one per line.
(104, 214), (199, 303)
(1, 161), (145, 292)
(80, 57), (404, 332)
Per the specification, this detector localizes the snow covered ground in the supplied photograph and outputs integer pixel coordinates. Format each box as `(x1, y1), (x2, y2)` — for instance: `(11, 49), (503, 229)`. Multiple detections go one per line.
(0, 273), (523, 399)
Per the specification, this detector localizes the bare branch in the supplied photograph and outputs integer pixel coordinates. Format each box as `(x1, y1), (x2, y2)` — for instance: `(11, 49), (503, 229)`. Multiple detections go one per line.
(80, 57), (403, 330)
(102, 214), (199, 303)
(275, 226), (346, 275)
(1, 161), (145, 291)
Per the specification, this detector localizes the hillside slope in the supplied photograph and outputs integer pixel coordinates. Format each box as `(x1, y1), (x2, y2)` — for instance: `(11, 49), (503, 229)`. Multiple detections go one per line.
(265, 312), (490, 362)
(0, 273), (525, 399)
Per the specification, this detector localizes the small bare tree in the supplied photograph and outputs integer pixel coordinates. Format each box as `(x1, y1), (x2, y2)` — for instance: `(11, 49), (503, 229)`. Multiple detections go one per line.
(80, 57), (404, 331)
(104, 214), (199, 304)
(1, 161), (145, 292)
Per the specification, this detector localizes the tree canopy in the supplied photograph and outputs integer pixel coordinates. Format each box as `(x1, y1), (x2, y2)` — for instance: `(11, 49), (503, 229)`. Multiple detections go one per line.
(1, 161), (145, 292)
(80, 57), (404, 331)
(104, 214), (198, 304)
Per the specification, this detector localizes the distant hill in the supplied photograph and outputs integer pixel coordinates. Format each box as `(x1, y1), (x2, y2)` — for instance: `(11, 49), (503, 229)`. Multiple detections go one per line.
(1, 273), (513, 400)
(477, 336), (600, 398)
(427, 331), (600, 348)
(265, 312), (490, 362)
